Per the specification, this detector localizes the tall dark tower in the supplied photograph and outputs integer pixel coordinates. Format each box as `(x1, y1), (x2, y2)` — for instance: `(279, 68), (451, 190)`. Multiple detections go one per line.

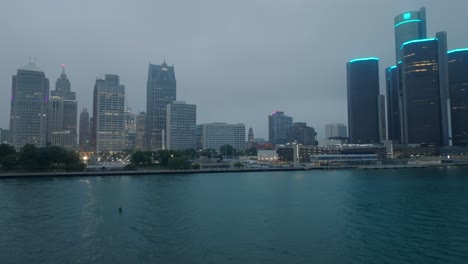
(346, 58), (380, 144)
(394, 8), (427, 63)
(400, 33), (450, 146)
(386, 65), (401, 142)
(448, 48), (468, 146)
(146, 61), (176, 150)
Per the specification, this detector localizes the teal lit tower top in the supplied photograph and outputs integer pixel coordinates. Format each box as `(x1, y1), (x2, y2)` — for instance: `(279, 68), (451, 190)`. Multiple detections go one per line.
(394, 7), (427, 62)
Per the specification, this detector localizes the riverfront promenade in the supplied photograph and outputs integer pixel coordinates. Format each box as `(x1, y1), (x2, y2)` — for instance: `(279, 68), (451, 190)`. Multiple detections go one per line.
(1, 163), (467, 179)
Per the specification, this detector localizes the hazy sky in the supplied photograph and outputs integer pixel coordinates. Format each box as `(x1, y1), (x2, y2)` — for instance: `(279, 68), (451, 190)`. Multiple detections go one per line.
(2, 0), (468, 140)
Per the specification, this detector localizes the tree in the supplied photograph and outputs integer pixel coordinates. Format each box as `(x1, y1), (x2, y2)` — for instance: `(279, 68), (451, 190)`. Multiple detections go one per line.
(19, 144), (40, 171)
(219, 144), (235, 157)
(245, 147), (258, 156)
(0, 144), (15, 157)
(2, 154), (18, 170)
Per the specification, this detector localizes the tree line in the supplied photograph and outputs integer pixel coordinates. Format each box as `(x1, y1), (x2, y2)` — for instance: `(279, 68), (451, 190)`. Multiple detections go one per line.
(0, 144), (84, 172)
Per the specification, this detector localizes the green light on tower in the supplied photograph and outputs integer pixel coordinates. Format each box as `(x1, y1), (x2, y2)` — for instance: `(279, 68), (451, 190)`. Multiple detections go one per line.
(404, 13), (411, 20)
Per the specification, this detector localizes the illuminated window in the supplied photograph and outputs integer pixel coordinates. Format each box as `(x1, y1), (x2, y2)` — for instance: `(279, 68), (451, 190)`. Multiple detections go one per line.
(404, 13), (411, 20)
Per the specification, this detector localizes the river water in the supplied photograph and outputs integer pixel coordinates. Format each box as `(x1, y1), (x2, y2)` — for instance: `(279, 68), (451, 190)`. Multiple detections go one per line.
(1, 167), (468, 263)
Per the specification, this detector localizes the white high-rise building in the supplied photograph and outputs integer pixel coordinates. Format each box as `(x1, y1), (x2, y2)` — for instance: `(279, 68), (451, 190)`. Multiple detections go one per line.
(166, 101), (196, 150)
(200, 123), (245, 152)
(92, 74), (125, 152)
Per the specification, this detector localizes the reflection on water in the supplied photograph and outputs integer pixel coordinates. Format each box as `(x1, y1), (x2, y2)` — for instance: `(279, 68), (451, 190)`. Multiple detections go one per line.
(1, 168), (468, 263)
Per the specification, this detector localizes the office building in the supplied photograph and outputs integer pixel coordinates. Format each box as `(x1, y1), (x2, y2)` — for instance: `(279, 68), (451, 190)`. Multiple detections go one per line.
(166, 101), (196, 150)
(9, 62), (49, 149)
(0, 129), (10, 144)
(79, 108), (90, 151)
(386, 66), (401, 142)
(400, 33), (450, 146)
(378, 94), (387, 142)
(92, 74), (125, 152)
(47, 66), (77, 150)
(346, 58), (380, 144)
(394, 8), (427, 62)
(268, 111), (293, 144)
(135, 112), (146, 150)
(124, 109), (136, 150)
(288, 122), (318, 146)
(200, 122), (245, 152)
(146, 61), (176, 150)
(448, 48), (468, 146)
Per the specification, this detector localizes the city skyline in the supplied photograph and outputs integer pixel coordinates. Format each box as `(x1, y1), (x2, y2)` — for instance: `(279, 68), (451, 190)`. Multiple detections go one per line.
(2, 1), (468, 140)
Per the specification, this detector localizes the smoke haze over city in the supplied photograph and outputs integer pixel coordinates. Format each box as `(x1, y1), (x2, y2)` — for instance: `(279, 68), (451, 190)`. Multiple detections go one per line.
(2, 0), (468, 139)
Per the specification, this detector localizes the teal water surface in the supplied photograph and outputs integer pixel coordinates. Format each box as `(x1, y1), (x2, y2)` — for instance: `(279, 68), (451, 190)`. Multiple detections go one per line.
(1, 167), (468, 263)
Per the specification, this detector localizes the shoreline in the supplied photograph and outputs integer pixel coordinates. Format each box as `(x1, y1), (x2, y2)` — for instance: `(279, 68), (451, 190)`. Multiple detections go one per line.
(0, 163), (467, 179)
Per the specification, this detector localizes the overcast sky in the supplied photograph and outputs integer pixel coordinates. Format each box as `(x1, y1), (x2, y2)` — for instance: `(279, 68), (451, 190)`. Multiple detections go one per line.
(2, 0), (467, 140)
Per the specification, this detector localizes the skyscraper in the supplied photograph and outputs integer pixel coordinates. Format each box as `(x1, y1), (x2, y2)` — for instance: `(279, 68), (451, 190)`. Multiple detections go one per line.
(400, 33), (450, 146)
(146, 61), (176, 150)
(79, 108), (90, 151)
(166, 101), (196, 150)
(346, 58), (380, 144)
(124, 109), (136, 150)
(394, 8), (427, 62)
(10, 62), (49, 149)
(448, 48), (468, 146)
(47, 66), (77, 150)
(92, 74), (126, 152)
(268, 111), (293, 144)
(385, 65), (401, 142)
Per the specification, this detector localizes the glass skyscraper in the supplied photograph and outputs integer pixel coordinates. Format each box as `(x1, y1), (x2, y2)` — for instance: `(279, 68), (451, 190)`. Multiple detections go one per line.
(394, 8), (427, 62)
(9, 63), (49, 149)
(346, 58), (380, 144)
(385, 65), (401, 142)
(79, 108), (90, 151)
(400, 33), (450, 146)
(146, 61), (176, 150)
(448, 48), (468, 146)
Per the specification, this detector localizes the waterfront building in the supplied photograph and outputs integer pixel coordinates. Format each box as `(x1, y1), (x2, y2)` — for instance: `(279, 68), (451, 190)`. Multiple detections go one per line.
(135, 112), (146, 150)
(268, 111), (293, 144)
(257, 150), (278, 161)
(385, 66), (401, 143)
(378, 94), (387, 142)
(166, 101), (196, 150)
(400, 33), (450, 146)
(79, 108), (90, 151)
(146, 61), (176, 150)
(47, 66), (77, 150)
(9, 62), (49, 149)
(394, 8), (427, 62)
(200, 122), (245, 152)
(448, 48), (468, 146)
(346, 58), (380, 144)
(288, 122), (318, 146)
(92, 74), (125, 152)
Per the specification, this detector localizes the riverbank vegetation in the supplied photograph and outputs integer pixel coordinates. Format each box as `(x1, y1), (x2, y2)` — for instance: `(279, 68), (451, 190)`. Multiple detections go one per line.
(0, 144), (84, 172)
